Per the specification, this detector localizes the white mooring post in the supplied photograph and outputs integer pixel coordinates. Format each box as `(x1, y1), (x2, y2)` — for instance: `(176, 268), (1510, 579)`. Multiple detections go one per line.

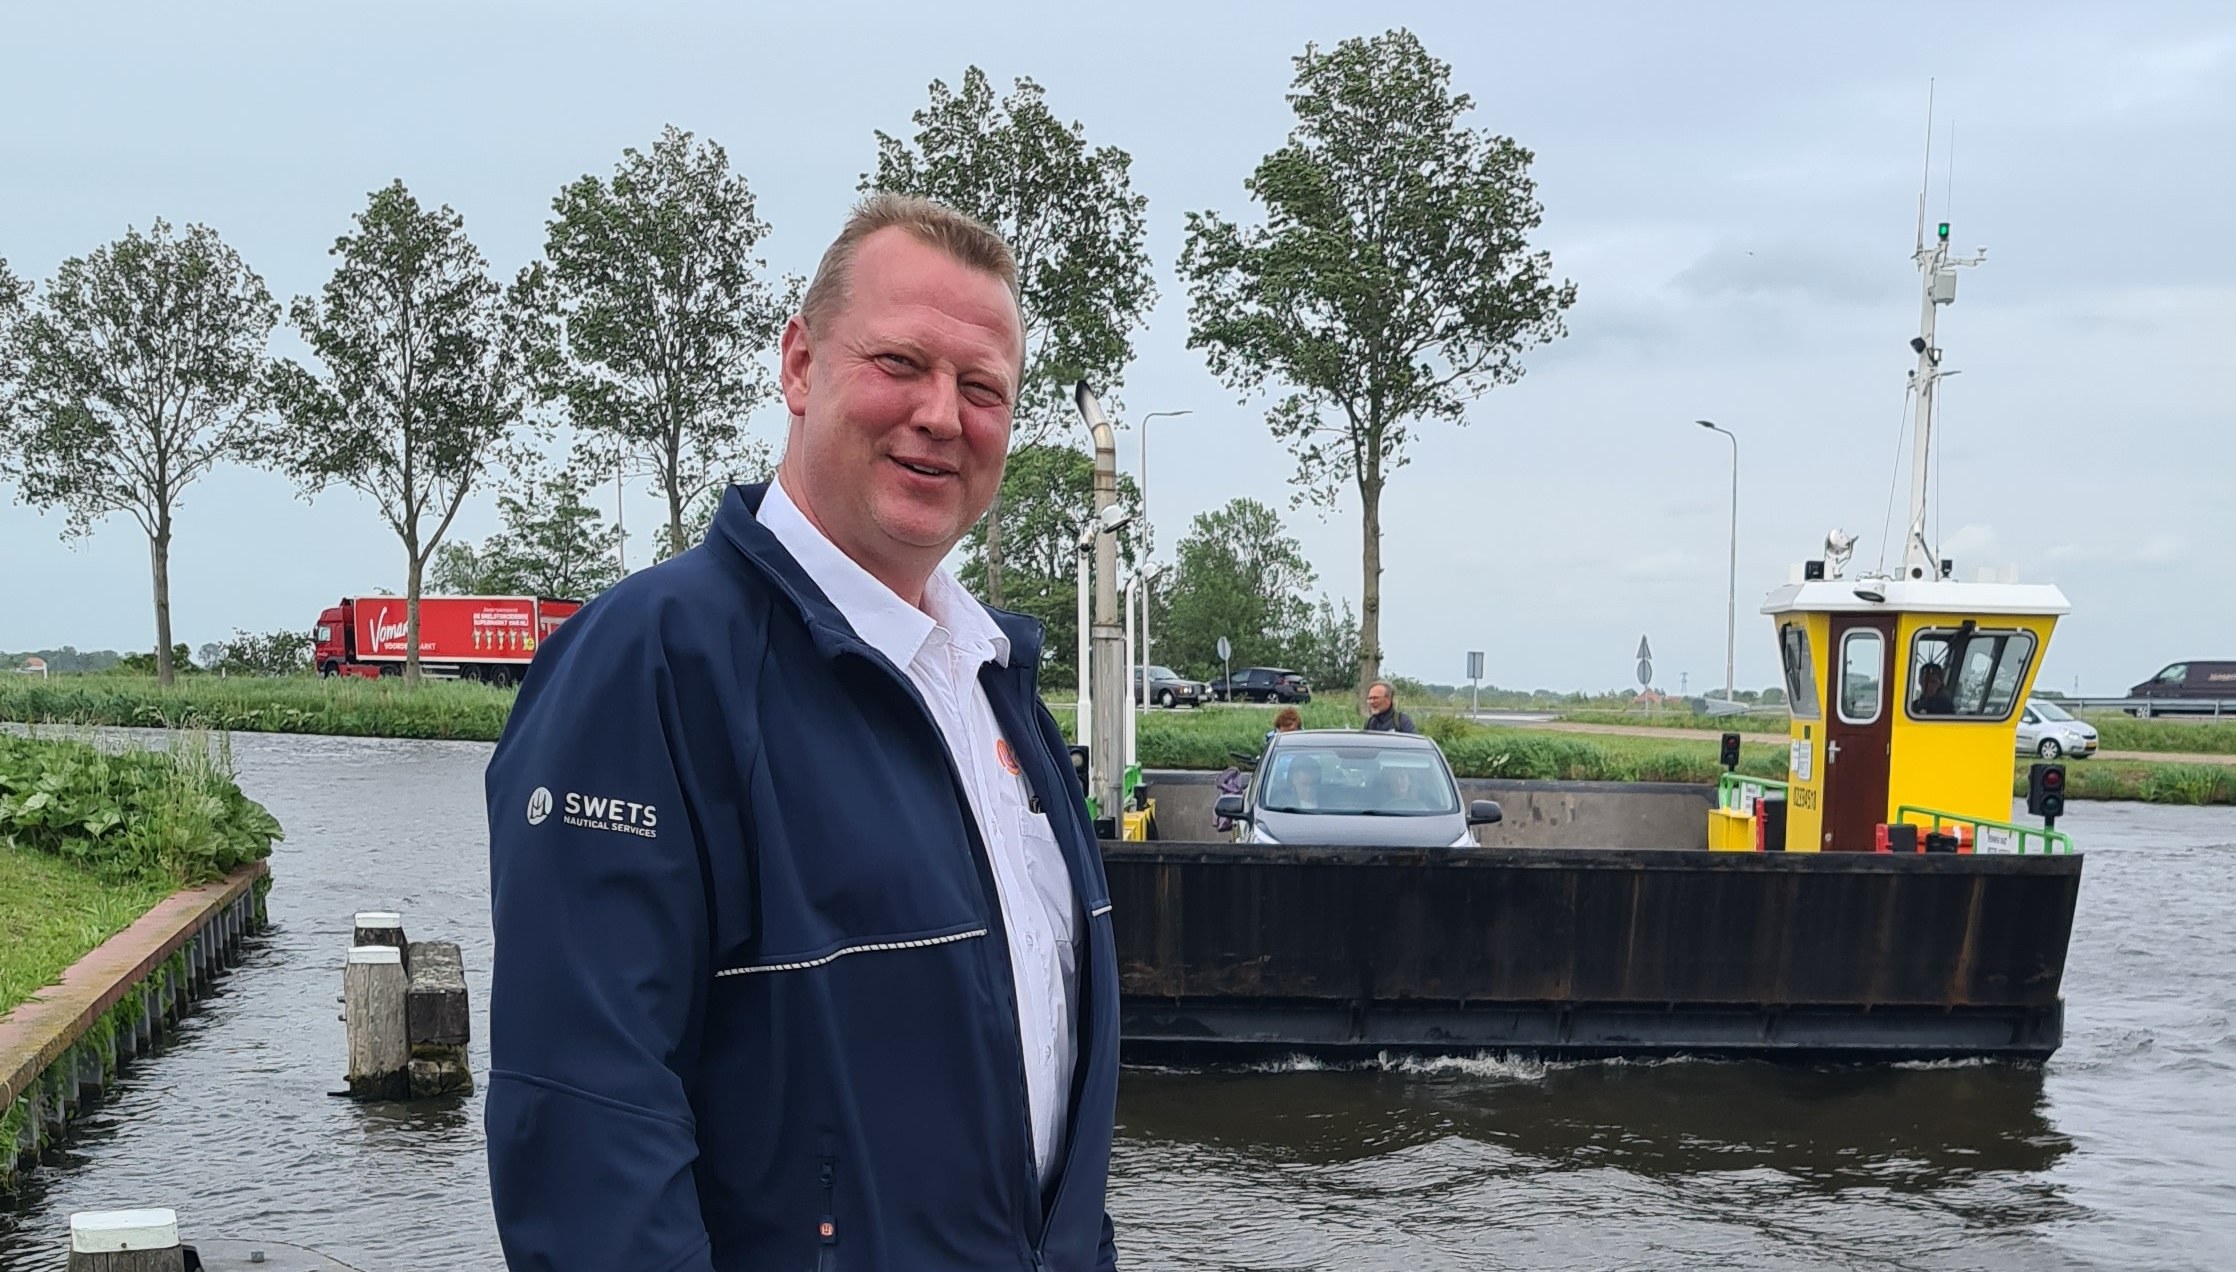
(67, 1209), (183, 1272)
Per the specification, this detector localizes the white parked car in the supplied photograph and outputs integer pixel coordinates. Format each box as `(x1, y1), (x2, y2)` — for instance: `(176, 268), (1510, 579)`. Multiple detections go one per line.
(2016, 699), (2098, 759)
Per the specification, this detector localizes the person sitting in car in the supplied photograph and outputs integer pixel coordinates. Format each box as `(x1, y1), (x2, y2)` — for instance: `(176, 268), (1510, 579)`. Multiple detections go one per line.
(1380, 765), (1432, 811)
(1278, 755), (1325, 810)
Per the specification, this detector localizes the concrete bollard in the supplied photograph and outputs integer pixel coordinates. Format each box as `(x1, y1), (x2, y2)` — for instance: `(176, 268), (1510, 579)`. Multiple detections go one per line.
(351, 911), (407, 967)
(405, 941), (473, 1098)
(66, 1209), (184, 1272)
(342, 946), (409, 1101)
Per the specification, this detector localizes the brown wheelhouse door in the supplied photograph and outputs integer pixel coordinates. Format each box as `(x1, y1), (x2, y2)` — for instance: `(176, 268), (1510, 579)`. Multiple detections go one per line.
(1820, 615), (1895, 852)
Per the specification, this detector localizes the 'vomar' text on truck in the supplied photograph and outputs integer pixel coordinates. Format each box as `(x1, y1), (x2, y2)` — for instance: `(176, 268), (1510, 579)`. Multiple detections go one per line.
(313, 595), (583, 686)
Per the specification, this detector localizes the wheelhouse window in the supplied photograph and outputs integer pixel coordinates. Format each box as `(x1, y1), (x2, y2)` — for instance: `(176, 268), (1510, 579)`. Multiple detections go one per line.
(1780, 623), (1821, 719)
(315, 624), (333, 643)
(1838, 629), (1884, 724)
(1908, 627), (2038, 721)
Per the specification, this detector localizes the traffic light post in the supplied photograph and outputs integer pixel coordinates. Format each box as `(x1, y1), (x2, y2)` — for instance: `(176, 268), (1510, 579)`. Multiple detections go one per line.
(2027, 762), (2066, 832)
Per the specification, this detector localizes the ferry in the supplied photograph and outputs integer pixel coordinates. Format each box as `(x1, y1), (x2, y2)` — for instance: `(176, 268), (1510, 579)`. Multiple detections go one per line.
(1081, 198), (2083, 1064)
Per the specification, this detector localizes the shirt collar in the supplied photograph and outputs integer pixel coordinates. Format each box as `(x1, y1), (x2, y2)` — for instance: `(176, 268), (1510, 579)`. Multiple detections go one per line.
(758, 474), (1010, 671)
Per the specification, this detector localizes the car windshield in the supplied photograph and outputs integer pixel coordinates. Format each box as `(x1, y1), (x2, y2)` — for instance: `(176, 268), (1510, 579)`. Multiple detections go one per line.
(2032, 699), (2075, 722)
(1259, 744), (1459, 816)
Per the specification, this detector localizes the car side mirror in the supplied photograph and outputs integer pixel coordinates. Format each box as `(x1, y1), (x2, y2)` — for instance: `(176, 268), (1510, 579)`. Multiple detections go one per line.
(1214, 793), (1249, 822)
(1467, 799), (1503, 826)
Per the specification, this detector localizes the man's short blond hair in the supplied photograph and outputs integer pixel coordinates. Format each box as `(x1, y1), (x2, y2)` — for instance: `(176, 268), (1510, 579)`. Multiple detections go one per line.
(799, 193), (1022, 338)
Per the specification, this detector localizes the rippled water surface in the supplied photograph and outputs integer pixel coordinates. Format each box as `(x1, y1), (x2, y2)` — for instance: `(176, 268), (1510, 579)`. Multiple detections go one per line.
(3, 732), (2231, 1269)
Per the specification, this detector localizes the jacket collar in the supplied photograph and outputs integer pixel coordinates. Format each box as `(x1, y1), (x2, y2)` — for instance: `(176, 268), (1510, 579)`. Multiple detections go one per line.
(710, 482), (1046, 676)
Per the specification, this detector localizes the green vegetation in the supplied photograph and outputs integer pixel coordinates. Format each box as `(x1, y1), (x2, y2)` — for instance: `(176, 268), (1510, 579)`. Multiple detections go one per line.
(0, 847), (172, 1016)
(2057, 760), (2236, 805)
(1556, 709), (1787, 734)
(0, 674), (513, 741)
(1558, 707), (2236, 759)
(2087, 714), (2236, 756)
(0, 732), (281, 1016)
(10, 676), (2232, 804)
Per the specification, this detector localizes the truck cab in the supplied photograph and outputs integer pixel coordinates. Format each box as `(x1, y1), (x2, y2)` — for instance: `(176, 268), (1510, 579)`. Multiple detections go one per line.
(314, 605), (365, 678)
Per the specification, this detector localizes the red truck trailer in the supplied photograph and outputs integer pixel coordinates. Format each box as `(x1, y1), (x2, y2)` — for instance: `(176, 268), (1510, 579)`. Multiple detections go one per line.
(312, 594), (583, 685)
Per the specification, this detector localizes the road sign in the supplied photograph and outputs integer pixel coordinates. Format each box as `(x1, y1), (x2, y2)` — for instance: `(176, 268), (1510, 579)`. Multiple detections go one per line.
(1216, 636), (1231, 662)
(1466, 650), (1484, 681)
(1636, 636), (1653, 688)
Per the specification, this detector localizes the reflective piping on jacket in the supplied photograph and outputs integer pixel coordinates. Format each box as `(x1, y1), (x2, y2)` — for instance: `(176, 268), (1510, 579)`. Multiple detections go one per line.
(1088, 903), (1113, 918)
(716, 927), (990, 977)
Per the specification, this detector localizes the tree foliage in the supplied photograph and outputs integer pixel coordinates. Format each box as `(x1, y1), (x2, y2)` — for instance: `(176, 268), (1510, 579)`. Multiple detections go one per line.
(1180, 28), (1575, 696)
(1150, 495), (1361, 691)
(262, 182), (527, 683)
(430, 465), (621, 600)
(872, 67), (1155, 603)
(957, 442), (1139, 685)
(208, 628), (314, 677)
(0, 222), (278, 687)
(523, 126), (791, 564)
(0, 257), (25, 422)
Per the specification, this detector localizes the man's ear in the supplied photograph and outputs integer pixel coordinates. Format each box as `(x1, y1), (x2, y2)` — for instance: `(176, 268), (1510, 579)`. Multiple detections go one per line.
(780, 314), (814, 419)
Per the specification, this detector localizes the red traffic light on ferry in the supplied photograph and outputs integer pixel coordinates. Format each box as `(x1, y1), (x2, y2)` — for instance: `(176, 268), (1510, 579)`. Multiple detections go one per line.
(2027, 763), (2066, 818)
(1719, 732), (1742, 770)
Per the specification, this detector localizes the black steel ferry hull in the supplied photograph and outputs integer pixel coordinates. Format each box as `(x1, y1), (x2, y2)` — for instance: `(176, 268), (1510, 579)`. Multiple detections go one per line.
(1102, 842), (2081, 1063)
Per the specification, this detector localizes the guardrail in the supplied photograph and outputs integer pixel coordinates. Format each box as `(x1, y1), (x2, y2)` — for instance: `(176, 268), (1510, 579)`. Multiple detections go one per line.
(2050, 696), (2236, 718)
(1716, 771), (1790, 812)
(1895, 804), (2074, 855)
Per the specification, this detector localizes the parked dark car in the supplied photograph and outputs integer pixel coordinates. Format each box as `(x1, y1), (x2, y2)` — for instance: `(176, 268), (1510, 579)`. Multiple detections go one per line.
(2127, 661), (2236, 714)
(1134, 664), (1204, 709)
(1212, 666), (1312, 704)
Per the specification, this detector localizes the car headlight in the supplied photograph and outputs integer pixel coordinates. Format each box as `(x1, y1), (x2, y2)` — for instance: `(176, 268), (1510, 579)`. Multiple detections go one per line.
(1449, 831), (1477, 848)
(1250, 824), (1281, 845)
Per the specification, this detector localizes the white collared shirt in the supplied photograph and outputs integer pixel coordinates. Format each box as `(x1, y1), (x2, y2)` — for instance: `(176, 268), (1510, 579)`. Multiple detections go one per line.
(759, 476), (1079, 1187)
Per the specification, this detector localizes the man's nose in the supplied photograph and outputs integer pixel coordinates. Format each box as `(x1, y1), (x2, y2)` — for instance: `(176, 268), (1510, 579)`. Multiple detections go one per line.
(909, 371), (964, 439)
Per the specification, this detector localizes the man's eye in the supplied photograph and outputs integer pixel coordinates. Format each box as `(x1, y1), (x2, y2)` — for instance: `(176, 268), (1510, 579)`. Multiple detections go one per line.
(964, 383), (1009, 406)
(877, 353), (915, 371)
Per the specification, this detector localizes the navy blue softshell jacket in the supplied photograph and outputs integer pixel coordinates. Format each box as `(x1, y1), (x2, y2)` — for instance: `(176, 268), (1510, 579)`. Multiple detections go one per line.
(484, 483), (1121, 1272)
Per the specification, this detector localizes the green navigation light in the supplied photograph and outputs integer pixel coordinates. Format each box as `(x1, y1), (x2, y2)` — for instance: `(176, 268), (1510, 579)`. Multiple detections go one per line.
(1937, 221), (1950, 240)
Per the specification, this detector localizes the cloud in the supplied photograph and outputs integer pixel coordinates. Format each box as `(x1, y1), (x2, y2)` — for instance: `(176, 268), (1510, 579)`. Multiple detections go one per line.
(1670, 241), (1902, 306)
(1619, 548), (1698, 578)
(1942, 524), (2001, 561)
(2046, 534), (2187, 566)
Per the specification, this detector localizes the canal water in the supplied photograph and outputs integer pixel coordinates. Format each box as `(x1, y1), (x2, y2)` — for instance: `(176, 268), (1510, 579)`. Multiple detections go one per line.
(2, 731), (2231, 1270)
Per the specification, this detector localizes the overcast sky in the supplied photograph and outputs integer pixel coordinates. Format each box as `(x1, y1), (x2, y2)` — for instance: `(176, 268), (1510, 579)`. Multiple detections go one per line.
(3, 1), (2230, 694)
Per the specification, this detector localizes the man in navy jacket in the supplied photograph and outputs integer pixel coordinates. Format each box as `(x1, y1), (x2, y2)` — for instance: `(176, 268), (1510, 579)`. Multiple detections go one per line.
(484, 195), (1121, 1271)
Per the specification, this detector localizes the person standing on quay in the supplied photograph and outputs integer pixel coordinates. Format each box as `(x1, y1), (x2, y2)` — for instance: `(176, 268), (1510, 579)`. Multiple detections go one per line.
(1364, 680), (1418, 734)
(483, 194), (1120, 1272)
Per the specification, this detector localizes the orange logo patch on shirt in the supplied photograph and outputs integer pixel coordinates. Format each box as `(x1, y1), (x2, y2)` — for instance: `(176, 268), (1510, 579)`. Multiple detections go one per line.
(996, 738), (1024, 776)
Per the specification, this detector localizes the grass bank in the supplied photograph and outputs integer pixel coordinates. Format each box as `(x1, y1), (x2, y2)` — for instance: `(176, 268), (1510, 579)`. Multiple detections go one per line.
(0, 732), (283, 1015)
(12, 676), (2229, 804)
(1065, 703), (2236, 803)
(1557, 707), (2236, 757)
(0, 674), (513, 741)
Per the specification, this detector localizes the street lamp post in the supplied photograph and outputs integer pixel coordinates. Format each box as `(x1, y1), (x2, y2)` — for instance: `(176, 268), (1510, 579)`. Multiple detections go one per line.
(1696, 420), (1739, 704)
(1133, 409), (1191, 700)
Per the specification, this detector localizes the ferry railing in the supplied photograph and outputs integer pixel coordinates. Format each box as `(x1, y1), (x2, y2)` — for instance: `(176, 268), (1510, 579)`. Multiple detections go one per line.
(1895, 804), (2075, 855)
(1715, 772), (1790, 813)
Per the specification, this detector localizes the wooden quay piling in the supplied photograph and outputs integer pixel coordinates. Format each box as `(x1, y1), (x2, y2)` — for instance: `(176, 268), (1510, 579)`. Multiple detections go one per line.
(340, 910), (472, 1100)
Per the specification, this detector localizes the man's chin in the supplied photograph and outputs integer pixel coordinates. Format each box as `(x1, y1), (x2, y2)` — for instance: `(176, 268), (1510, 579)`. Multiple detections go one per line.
(871, 506), (967, 556)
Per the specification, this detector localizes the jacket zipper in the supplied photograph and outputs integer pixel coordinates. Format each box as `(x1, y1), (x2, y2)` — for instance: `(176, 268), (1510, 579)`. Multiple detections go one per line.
(816, 1156), (838, 1272)
(840, 645), (1048, 1260)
